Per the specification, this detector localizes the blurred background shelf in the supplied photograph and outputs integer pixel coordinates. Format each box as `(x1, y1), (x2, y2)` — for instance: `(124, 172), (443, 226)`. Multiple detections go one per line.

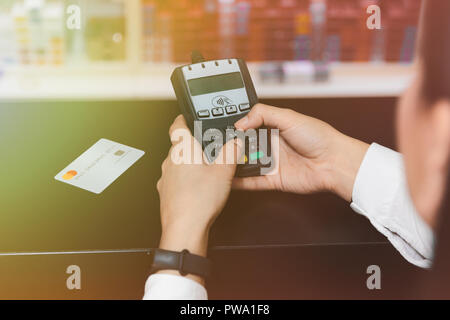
(0, 0), (421, 101)
(0, 62), (413, 101)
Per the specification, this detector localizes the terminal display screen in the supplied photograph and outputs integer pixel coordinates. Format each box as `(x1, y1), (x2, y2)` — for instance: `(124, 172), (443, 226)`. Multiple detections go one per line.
(188, 72), (244, 96)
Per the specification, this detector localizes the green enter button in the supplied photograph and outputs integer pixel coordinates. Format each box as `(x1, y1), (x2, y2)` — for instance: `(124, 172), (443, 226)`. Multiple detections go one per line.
(249, 151), (264, 161)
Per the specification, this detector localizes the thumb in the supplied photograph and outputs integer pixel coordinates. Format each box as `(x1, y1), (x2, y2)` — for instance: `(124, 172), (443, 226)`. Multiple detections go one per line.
(234, 103), (295, 131)
(214, 135), (244, 167)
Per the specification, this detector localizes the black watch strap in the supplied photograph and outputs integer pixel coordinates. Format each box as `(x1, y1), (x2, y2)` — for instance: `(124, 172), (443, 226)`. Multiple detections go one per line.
(150, 249), (212, 278)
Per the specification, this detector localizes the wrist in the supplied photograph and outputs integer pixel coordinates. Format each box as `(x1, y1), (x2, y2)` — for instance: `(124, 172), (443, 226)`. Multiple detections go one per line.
(329, 134), (370, 202)
(159, 221), (210, 258)
(154, 217), (211, 286)
(156, 226), (210, 286)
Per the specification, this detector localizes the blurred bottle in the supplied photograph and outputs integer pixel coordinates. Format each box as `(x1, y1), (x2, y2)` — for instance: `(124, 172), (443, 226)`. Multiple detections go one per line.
(156, 11), (173, 63)
(235, 1), (250, 59)
(65, 0), (87, 65)
(218, 0), (235, 59)
(43, 1), (65, 65)
(370, 28), (385, 62)
(12, 2), (31, 65)
(399, 25), (416, 63)
(142, 0), (156, 62)
(25, 0), (46, 65)
(309, 0), (328, 81)
(294, 11), (311, 61)
(0, 6), (16, 69)
(84, 0), (126, 61)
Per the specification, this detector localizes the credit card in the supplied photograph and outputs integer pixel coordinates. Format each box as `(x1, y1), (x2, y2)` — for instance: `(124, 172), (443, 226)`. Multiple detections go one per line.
(54, 138), (145, 194)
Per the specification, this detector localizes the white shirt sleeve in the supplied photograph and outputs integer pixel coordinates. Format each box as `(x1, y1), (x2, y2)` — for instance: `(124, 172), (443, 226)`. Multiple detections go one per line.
(350, 143), (435, 268)
(143, 273), (208, 300)
(143, 143), (434, 298)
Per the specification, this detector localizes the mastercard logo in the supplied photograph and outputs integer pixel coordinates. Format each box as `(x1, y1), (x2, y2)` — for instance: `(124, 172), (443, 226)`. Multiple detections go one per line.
(62, 170), (77, 180)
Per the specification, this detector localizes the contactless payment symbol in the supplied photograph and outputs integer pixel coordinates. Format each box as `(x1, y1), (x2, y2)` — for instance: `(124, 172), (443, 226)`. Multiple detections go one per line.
(62, 170), (77, 180)
(212, 95), (233, 108)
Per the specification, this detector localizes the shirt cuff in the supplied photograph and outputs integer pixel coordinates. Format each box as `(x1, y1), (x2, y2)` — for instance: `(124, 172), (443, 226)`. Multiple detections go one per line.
(143, 274), (208, 300)
(350, 143), (435, 268)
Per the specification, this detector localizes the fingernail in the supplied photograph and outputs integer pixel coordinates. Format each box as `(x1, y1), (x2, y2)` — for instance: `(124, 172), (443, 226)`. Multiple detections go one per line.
(235, 116), (248, 129)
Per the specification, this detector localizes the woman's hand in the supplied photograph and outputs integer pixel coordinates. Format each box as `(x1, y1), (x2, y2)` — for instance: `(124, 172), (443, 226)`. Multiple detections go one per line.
(233, 104), (369, 202)
(155, 104), (368, 284)
(156, 115), (242, 284)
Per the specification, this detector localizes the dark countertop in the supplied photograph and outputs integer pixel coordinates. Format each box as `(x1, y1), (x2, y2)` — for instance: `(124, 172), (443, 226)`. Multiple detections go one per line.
(1, 97), (422, 298)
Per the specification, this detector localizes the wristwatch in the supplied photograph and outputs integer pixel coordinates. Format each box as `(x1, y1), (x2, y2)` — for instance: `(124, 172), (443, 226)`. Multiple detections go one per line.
(149, 248), (212, 278)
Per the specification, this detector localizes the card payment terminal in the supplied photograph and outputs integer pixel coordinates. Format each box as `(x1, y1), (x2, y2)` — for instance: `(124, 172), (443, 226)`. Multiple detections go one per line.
(170, 52), (272, 177)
